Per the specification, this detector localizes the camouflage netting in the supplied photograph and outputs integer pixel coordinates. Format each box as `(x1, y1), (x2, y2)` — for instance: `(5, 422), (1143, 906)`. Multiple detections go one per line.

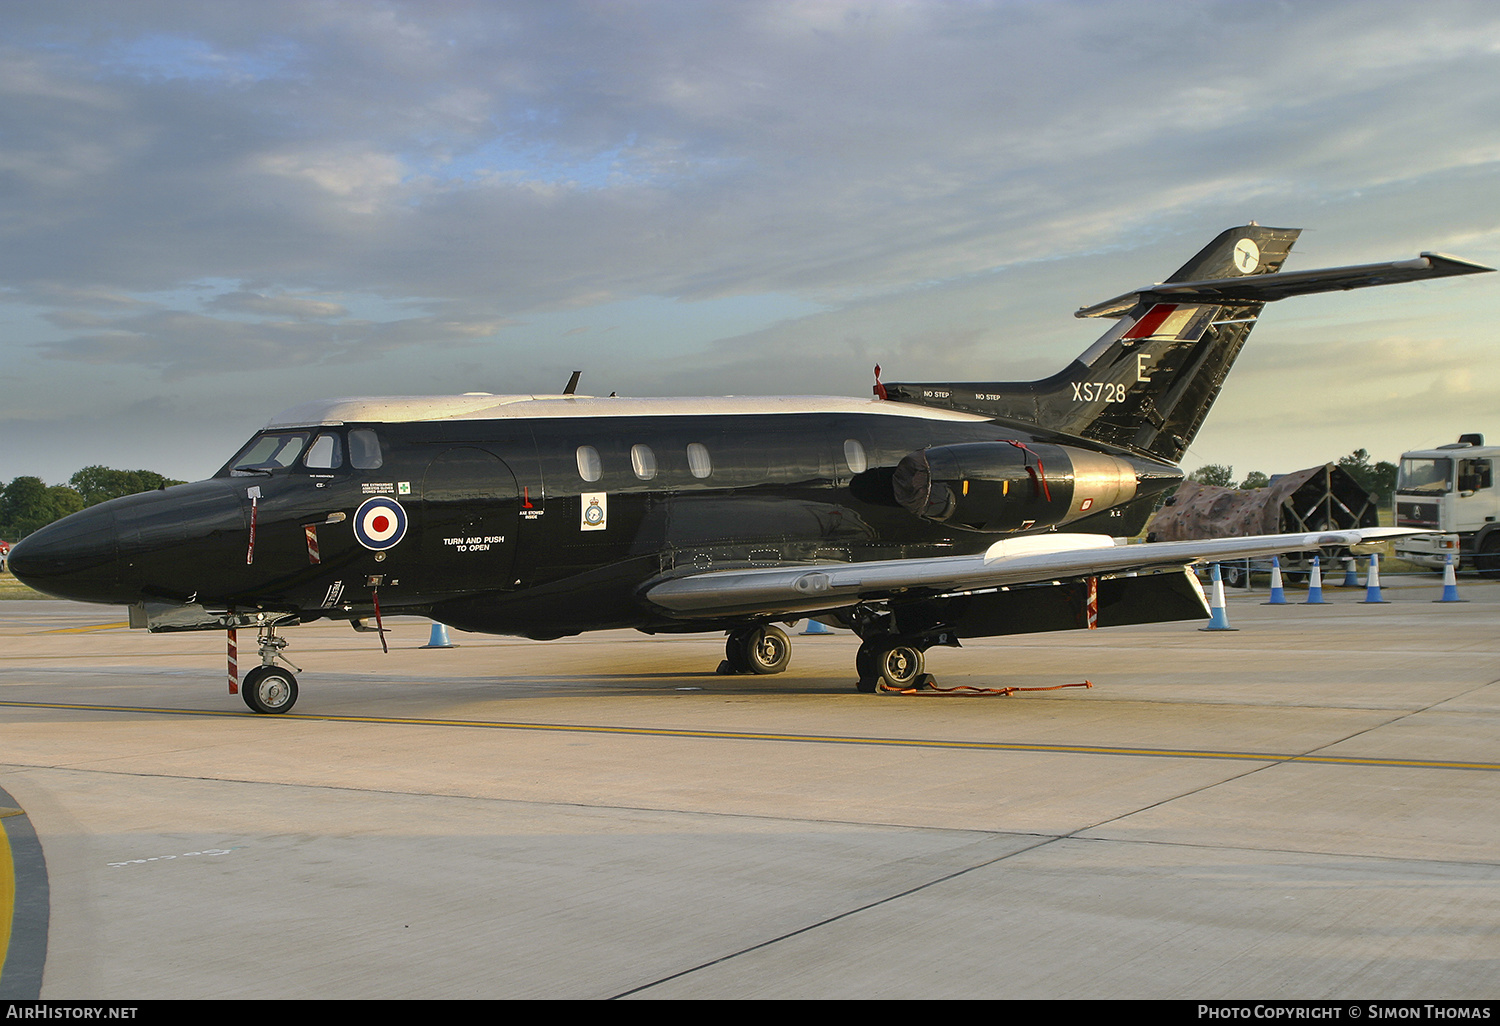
(1147, 464), (1378, 542)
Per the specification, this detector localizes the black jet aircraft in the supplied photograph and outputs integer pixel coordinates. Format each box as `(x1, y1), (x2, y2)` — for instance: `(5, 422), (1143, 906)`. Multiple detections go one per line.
(10, 225), (1489, 713)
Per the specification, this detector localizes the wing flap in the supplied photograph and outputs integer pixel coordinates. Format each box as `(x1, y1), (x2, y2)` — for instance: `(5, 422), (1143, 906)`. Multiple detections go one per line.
(642, 528), (1425, 619)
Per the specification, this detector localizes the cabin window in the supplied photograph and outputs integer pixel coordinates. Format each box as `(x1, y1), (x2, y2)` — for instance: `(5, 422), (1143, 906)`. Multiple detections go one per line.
(843, 439), (868, 475)
(686, 443), (712, 479)
(348, 428), (383, 469)
(631, 444), (657, 481)
(576, 445), (602, 483)
(303, 433), (343, 470)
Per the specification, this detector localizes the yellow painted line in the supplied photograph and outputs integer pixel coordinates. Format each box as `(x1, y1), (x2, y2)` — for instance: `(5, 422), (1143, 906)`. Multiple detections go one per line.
(0, 808), (14, 986)
(2, 700), (1498, 772)
(38, 622), (130, 634)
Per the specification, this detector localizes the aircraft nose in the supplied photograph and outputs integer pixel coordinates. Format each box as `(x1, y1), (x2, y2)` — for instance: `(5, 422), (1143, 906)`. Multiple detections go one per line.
(7, 503), (121, 602)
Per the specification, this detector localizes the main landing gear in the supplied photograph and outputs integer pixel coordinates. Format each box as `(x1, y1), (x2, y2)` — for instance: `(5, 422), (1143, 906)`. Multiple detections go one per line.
(714, 621), (949, 693)
(718, 624), (793, 675)
(854, 636), (935, 693)
(239, 618), (303, 714)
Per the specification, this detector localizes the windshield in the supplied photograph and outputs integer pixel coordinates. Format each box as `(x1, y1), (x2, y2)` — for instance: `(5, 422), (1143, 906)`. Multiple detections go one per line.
(225, 432), (309, 475)
(219, 428), (384, 477)
(1397, 457), (1452, 495)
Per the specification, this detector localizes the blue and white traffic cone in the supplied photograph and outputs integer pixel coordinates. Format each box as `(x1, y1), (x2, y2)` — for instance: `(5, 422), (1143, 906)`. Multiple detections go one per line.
(1434, 553), (1467, 603)
(1200, 563), (1237, 631)
(1339, 557), (1360, 587)
(801, 619), (833, 635)
(1303, 556), (1328, 604)
(1264, 556), (1288, 605)
(421, 621), (456, 648)
(1360, 552), (1389, 604)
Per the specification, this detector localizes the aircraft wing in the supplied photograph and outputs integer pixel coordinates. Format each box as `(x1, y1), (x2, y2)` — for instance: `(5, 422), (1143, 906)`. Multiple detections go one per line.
(642, 528), (1423, 620)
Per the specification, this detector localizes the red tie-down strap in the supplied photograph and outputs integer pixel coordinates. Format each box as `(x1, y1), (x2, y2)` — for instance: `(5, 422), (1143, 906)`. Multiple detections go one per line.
(1004, 439), (1051, 501)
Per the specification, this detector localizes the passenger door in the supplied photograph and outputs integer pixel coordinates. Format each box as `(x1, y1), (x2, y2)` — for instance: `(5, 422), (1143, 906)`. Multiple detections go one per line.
(416, 447), (521, 596)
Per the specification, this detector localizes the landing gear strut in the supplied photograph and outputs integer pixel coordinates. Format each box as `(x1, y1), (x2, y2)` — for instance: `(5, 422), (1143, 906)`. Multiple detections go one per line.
(241, 619), (302, 714)
(718, 624), (793, 675)
(852, 623), (957, 692)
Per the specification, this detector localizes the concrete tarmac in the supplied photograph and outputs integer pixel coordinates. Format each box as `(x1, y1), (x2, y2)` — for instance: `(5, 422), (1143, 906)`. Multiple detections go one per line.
(0, 575), (1497, 999)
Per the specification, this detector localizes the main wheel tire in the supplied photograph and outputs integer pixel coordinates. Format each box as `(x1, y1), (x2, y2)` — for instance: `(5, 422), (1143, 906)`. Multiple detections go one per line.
(742, 625), (792, 675)
(1222, 565), (1247, 589)
(1476, 536), (1500, 579)
(723, 632), (753, 674)
(854, 641), (880, 693)
(876, 644), (925, 689)
(241, 665), (299, 714)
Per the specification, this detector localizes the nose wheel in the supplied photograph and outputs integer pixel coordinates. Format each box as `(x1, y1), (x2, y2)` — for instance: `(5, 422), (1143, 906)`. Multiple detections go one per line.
(241, 665), (300, 714)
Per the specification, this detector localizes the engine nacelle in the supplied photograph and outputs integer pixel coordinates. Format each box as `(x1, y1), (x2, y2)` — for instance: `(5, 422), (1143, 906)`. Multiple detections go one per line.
(892, 441), (1138, 532)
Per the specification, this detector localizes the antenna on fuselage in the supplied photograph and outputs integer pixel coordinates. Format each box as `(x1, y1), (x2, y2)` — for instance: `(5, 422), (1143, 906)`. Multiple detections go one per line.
(563, 370), (582, 395)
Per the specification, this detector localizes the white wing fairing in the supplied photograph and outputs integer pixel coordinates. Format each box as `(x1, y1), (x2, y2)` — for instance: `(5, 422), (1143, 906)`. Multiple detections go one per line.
(643, 528), (1424, 620)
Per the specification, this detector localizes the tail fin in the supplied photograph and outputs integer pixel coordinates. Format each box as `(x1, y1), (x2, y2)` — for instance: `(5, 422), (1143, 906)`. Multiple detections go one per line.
(881, 225), (1491, 464)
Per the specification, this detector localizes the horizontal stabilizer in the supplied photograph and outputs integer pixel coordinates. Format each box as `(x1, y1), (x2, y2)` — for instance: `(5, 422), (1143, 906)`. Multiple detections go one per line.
(1077, 253), (1493, 319)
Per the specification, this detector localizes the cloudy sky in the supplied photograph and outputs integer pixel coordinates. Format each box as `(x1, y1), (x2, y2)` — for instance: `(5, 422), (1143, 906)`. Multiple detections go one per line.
(3, 0), (1498, 486)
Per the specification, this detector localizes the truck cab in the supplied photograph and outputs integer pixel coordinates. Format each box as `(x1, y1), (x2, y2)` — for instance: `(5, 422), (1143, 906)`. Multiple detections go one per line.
(1394, 434), (1500, 575)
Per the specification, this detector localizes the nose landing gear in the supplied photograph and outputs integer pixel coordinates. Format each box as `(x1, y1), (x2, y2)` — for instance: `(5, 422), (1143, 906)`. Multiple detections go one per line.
(242, 664), (299, 714)
(238, 618), (303, 714)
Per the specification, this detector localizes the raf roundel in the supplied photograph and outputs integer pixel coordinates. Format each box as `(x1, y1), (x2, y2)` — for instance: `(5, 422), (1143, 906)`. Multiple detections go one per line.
(353, 496), (409, 551)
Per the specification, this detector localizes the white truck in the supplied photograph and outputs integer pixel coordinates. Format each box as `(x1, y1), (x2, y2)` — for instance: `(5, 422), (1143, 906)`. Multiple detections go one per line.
(1394, 434), (1500, 577)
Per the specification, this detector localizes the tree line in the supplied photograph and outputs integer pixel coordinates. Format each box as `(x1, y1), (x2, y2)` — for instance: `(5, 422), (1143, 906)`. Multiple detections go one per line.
(0, 467), (186, 540)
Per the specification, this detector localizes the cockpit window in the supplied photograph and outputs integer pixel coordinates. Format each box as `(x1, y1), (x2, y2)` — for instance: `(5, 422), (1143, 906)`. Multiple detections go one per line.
(348, 428), (384, 469)
(303, 433), (343, 469)
(227, 432), (310, 475)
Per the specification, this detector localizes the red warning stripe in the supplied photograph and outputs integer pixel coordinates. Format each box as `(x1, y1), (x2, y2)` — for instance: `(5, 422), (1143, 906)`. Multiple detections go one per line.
(227, 627), (239, 695)
(245, 497), (258, 565)
(1122, 303), (1179, 340)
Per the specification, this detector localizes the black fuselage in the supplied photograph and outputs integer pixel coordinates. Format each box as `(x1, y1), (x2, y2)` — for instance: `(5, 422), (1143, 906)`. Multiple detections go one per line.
(10, 402), (1177, 639)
